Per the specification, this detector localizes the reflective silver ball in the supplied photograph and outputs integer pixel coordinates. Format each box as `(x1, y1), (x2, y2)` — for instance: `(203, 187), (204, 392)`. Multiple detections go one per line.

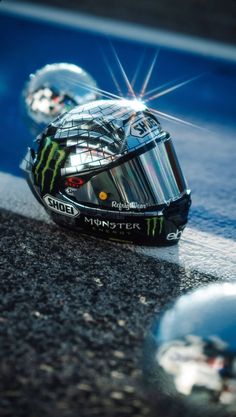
(23, 63), (98, 127)
(143, 283), (236, 417)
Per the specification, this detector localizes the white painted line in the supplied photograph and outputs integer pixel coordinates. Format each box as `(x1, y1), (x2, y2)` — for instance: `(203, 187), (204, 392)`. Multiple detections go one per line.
(1, 171), (236, 280)
(135, 233), (236, 282)
(1, 1), (236, 62)
(0, 171), (51, 224)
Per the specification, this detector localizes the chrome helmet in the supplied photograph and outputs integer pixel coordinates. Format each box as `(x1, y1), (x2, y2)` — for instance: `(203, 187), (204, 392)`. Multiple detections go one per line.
(21, 99), (191, 245)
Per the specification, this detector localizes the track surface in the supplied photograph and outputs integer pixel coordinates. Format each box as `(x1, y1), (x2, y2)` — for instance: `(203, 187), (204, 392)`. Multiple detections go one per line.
(0, 209), (218, 417)
(0, 4), (236, 417)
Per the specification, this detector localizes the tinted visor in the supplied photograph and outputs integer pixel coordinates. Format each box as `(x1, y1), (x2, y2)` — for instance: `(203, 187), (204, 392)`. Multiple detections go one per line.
(73, 135), (187, 211)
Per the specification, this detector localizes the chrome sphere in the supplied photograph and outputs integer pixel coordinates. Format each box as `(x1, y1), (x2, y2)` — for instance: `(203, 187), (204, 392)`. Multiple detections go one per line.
(143, 283), (236, 417)
(23, 63), (98, 127)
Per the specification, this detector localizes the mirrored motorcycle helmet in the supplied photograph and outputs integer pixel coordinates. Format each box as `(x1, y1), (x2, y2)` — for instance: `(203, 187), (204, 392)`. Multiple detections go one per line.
(21, 99), (191, 245)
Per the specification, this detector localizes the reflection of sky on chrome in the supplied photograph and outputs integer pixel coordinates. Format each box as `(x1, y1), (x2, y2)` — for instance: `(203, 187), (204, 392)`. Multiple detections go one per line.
(156, 283), (236, 346)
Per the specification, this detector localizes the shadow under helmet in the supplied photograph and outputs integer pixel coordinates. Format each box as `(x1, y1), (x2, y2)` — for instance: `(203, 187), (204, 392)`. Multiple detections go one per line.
(21, 99), (191, 245)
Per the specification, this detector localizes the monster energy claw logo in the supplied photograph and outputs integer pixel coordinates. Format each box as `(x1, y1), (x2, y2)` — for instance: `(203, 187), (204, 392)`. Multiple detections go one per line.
(146, 217), (163, 237)
(34, 136), (66, 193)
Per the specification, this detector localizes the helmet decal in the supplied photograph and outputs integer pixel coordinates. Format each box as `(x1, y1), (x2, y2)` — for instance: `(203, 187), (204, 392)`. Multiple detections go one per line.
(146, 217), (164, 237)
(33, 136), (66, 193)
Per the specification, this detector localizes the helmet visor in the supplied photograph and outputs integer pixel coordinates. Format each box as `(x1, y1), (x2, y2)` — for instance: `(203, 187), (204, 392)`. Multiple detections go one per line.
(73, 135), (188, 211)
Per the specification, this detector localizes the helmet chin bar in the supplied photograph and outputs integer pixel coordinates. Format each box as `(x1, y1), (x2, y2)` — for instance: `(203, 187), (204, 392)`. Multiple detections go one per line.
(46, 190), (191, 246)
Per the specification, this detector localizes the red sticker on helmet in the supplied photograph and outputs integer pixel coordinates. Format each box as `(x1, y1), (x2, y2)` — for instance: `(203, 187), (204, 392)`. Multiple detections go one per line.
(65, 177), (85, 188)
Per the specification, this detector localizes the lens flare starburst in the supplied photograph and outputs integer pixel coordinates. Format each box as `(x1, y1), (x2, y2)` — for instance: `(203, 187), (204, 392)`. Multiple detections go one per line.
(66, 42), (206, 131)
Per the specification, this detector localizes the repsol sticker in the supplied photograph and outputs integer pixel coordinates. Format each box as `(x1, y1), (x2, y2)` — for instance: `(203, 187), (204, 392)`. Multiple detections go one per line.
(130, 115), (159, 138)
(43, 195), (80, 217)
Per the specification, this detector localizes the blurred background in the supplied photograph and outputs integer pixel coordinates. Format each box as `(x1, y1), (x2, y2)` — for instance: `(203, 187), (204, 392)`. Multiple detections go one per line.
(22, 0), (236, 44)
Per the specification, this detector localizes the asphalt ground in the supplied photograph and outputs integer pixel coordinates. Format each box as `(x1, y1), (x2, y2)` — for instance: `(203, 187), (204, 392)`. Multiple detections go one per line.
(0, 208), (219, 417)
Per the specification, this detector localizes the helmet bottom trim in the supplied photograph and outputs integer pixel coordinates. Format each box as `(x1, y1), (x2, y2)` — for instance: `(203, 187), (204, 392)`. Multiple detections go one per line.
(50, 208), (188, 246)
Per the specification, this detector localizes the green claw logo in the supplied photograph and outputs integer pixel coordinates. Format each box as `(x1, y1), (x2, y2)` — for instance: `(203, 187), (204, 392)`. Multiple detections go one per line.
(33, 137), (66, 193)
(146, 217), (163, 237)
